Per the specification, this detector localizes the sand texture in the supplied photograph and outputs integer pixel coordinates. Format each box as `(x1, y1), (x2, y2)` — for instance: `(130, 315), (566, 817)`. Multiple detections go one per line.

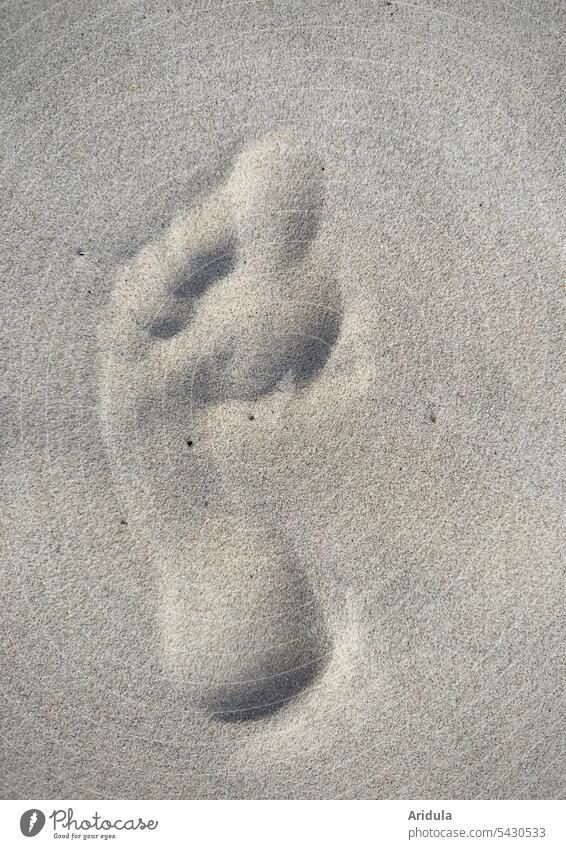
(1, 0), (564, 799)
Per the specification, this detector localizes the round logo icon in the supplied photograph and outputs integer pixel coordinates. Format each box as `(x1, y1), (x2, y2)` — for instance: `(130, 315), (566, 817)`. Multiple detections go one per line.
(20, 809), (46, 837)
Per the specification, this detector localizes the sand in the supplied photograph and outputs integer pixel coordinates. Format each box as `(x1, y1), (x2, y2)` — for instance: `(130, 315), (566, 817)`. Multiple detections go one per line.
(0, 0), (564, 799)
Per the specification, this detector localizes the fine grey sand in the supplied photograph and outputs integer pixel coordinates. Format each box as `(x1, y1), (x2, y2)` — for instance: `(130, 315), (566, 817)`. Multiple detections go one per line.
(1, 1), (565, 799)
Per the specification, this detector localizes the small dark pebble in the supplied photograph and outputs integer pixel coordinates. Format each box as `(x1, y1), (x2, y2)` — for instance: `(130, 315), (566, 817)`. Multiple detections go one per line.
(187, 439), (193, 447)
(120, 519), (127, 525)
(248, 414), (255, 421)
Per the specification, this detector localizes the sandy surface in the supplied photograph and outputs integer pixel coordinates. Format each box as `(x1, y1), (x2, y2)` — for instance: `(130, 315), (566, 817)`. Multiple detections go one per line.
(1, 0), (564, 799)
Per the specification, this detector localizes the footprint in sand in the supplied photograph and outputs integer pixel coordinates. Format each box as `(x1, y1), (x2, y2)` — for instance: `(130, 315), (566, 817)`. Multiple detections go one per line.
(98, 130), (343, 721)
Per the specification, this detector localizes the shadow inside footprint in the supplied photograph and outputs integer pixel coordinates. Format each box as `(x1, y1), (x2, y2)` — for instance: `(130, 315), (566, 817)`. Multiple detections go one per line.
(172, 241), (237, 300)
(187, 306), (341, 404)
(293, 309), (342, 386)
(149, 315), (185, 340)
(147, 241), (238, 342)
(211, 652), (328, 723)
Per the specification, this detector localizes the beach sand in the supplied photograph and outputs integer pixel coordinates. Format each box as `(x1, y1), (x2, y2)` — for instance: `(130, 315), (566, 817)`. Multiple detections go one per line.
(1, 0), (564, 798)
